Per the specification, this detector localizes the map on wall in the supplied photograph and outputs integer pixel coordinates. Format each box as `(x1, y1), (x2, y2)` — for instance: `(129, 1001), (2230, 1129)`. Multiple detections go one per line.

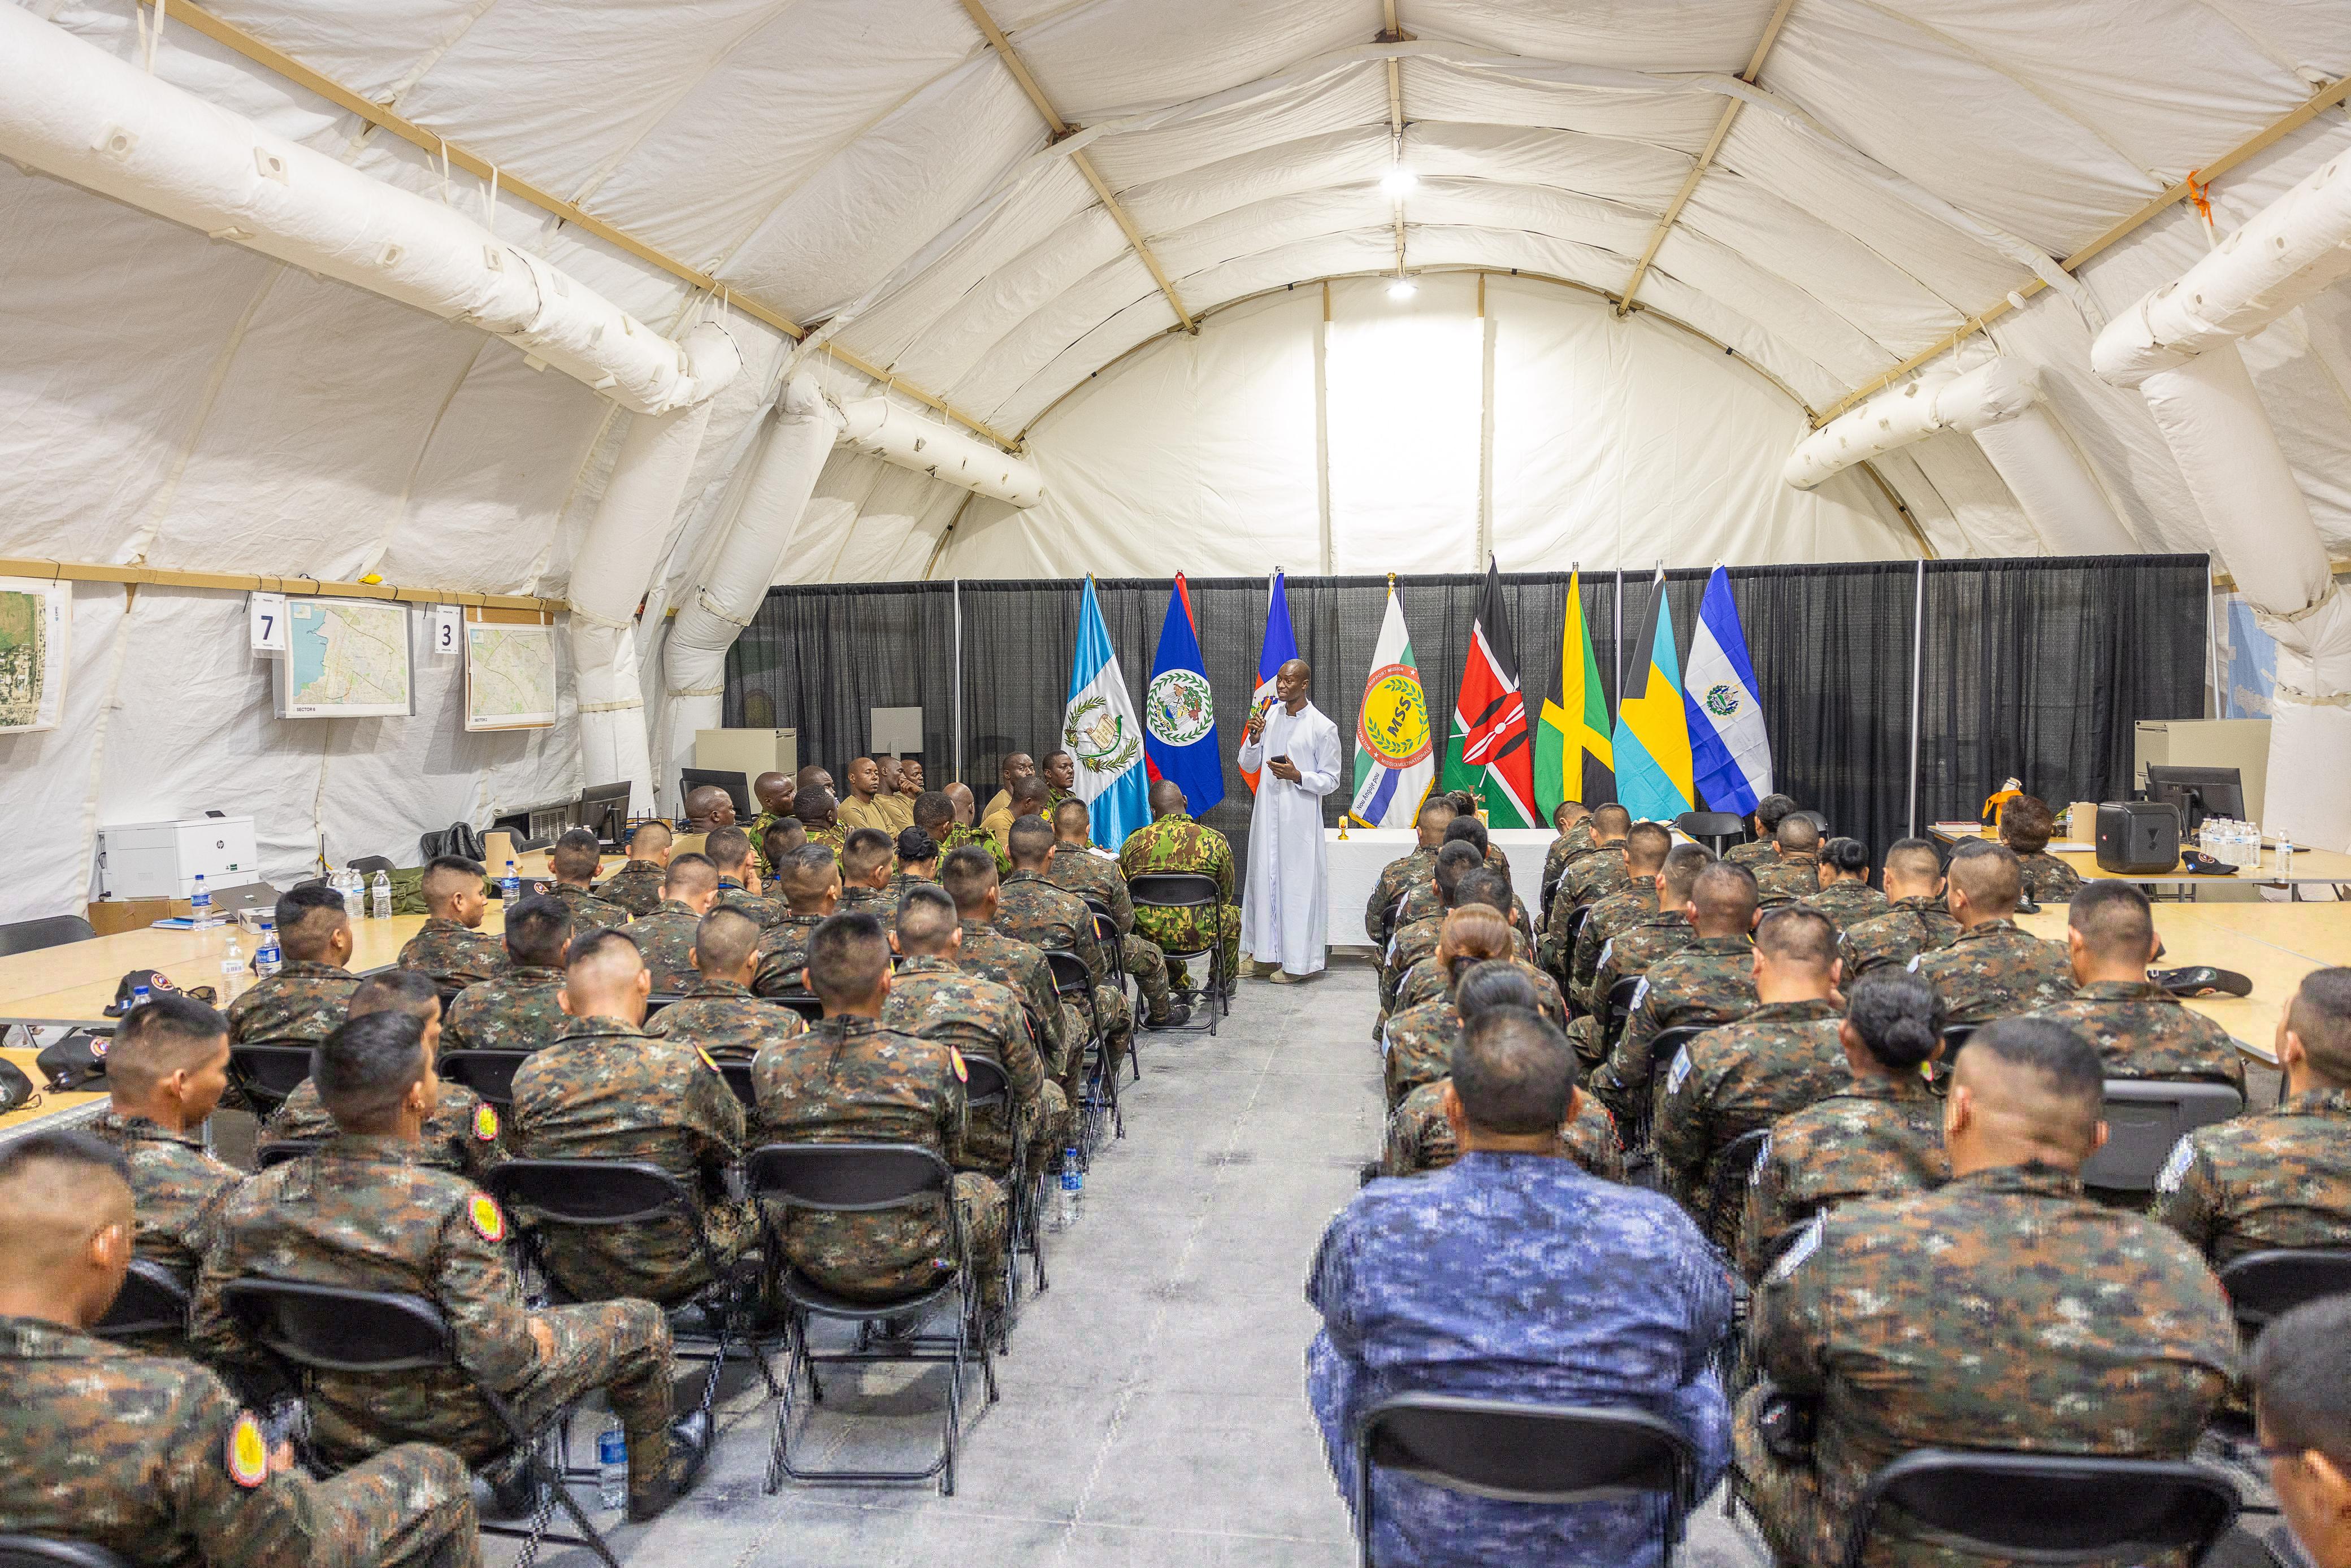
(276, 598), (414, 718)
(0, 576), (71, 734)
(464, 619), (558, 731)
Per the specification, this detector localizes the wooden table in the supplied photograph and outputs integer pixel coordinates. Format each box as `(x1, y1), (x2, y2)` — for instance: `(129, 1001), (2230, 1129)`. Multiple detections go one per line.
(1930, 824), (2351, 896)
(0, 1045), (107, 1144)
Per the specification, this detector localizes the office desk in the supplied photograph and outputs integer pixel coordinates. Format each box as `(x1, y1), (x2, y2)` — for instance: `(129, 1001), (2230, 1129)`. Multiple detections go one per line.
(1930, 824), (2351, 896)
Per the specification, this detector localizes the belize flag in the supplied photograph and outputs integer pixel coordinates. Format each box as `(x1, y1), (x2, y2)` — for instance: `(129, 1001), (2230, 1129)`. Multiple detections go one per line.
(1681, 565), (1773, 814)
(1062, 577), (1149, 850)
(1347, 584), (1435, 827)
(1243, 568), (1300, 793)
(1143, 575), (1225, 816)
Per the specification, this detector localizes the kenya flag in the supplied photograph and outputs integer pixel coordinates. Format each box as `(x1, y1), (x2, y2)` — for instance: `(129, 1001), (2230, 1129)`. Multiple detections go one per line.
(1440, 557), (1536, 828)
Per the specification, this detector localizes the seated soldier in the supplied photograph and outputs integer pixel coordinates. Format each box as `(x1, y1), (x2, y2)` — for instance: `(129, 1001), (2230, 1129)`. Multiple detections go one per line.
(1914, 842), (2075, 1026)
(795, 763), (835, 803)
(1737, 1017), (2238, 1568)
(2247, 1296), (2351, 1568)
(1539, 799), (1597, 905)
(672, 784), (734, 858)
(442, 894), (573, 1054)
(2155, 966), (2351, 1266)
(1046, 797), (1184, 1029)
(1999, 794), (2083, 904)
(751, 913), (1010, 1321)
(1590, 860), (1761, 1127)
(1383, 908), (1521, 1109)
(0, 1131), (481, 1568)
(750, 845), (843, 997)
(1561, 843), (1710, 1063)
(595, 820), (671, 917)
(1391, 869), (1567, 1024)
(981, 752), (1033, 833)
(939, 845), (1073, 1083)
(891, 826), (940, 894)
(194, 1010), (705, 1522)
(1381, 842), (1489, 1018)
(510, 929), (753, 1307)
(1840, 836), (1959, 978)
(747, 771), (796, 878)
(1367, 797), (1454, 950)
(997, 814), (1132, 1089)
(2028, 880), (2242, 1094)
(1383, 963), (1622, 1184)
(1753, 813), (1823, 906)
(1554, 819), (1668, 998)
(1442, 789), (1513, 881)
(228, 882), (358, 1051)
(396, 857), (507, 992)
(1546, 803), (1633, 935)
(1118, 779), (1241, 998)
(990, 775), (1054, 876)
(1738, 970), (1950, 1281)
(761, 818), (808, 886)
(644, 906), (806, 1066)
(1799, 836), (1886, 931)
(257, 971), (503, 1178)
(874, 758), (916, 831)
(795, 787), (846, 858)
(630, 852), (722, 993)
(914, 787), (980, 862)
(544, 828), (628, 936)
(705, 826), (784, 927)
(884, 885), (1070, 1183)
(1654, 906), (1851, 1226)
(1730, 792), (1797, 869)
(835, 756), (893, 833)
(834, 827), (896, 917)
(1396, 815), (1532, 942)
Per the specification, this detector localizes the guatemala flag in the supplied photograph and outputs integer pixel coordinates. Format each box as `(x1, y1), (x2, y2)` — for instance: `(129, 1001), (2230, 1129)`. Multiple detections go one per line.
(1064, 577), (1150, 850)
(1143, 574), (1225, 816)
(1681, 566), (1773, 815)
(1243, 568), (1300, 793)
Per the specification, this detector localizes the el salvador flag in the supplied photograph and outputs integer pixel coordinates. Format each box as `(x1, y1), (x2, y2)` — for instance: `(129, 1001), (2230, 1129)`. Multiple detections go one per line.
(1065, 578), (1151, 850)
(1681, 566), (1774, 815)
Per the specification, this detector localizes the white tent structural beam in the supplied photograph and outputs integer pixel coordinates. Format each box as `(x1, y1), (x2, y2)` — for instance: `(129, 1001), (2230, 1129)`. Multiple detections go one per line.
(839, 399), (1046, 507)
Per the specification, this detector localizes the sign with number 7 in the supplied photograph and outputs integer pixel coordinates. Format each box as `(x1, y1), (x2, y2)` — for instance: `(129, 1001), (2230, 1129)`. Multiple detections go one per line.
(249, 592), (288, 654)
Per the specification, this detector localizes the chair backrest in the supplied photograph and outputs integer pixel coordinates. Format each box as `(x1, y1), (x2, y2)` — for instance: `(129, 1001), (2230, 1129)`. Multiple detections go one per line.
(1128, 872), (1218, 910)
(1647, 1026), (1712, 1088)
(743, 1143), (951, 1211)
(719, 1060), (757, 1108)
(220, 1277), (452, 1374)
(764, 989), (824, 1023)
(961, 1052), (1010, 1107)
(0, 1539), (136, 1568)
(1041, 946), (1090, 996)
(1940, 1024), (1975, 1061)
(228, 1044), (315, 1100)
(93, 1257), (190, 1340)
(1359, 1392), (1695, 1512)
(254, 1139), (321, 1169)
(347, 855), (397, 877)
(435, 1048), (532, 1107)
(1675, 811), (1747, 845)
(2079, 1079), (2244, 1191)
(1790, 810), (1830, 832)
(1840, 1449), (2239, 1568)
(1602, 975), (1646, 1042)
(0, 915), (96, 958)
(1560, 903), (1591, 957)
(1078, 892), (1115, 922)
(2217, 1248), (2351, 1336)
(486, 1158), (690, 1226)
(644, 991), (686, 1017)
(1088, 911), (1121, 953)
(1704, 1128), (1772, 1241)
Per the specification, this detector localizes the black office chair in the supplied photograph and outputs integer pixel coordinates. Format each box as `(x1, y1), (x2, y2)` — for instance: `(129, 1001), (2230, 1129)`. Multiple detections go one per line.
(254, 1138), (322, 1169)
(1355, 1394), (1698, 1568)
(2079, 1079), (2244, 1193)
(1675, 811), (1747, 856)
(0, 1540), (133, 1568)
(227, 1044), (314, 1117)
(435, 1048), (532, 1108)
(1127, 872), (1229, 1035)
(219, 1277), (620, 1568)
(1044, 946), (1120, 1152)
(92, 1258), (190, 1341)
(2217, 1249), (2351, 1340)
(1838, 1449), (2239, 1568)
(0, 915), (96, 958)
(741, 1144), (998, 1497)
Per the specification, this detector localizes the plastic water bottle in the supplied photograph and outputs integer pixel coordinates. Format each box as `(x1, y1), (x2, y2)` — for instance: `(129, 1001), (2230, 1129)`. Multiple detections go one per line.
(1052, 1148), (1082, 1232)
(219, 933), (245, 1002)
(131, 983), (151, 1013)
(501, 859), (521, 904)
(596, 1416), (627, 1511)
(255, 919), (283, 979)
(189, 874), (214, 929)
(370, 870), (392, 920)
(2277, 832), (2294, 878)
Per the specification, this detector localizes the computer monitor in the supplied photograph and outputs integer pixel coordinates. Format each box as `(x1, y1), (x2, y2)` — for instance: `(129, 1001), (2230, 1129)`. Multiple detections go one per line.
(489, 797), (576, 851)
(2143, 765), (2245, 831)
(679, 767), (753, 822)
(579, 781), (631, 847)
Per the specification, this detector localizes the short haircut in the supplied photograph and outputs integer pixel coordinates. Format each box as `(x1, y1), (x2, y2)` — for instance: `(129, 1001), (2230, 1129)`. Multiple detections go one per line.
(2001, 794), (2056, 854)
(2288, 966), (2351, 1081)
(0, 1130), (132, 1261)
(314, 1010), (428, 1130)
(1454, 960), (1539, 1026)
(2067, 881), (2153, 965)
(1692, 860), (1759, 926)
(1419, 796), (1456, 829)
(1442, 815), (1490, 855)
(704, 825), (753, 872)
(1844, 970), (1946, 1071)
(1821, 836), (1871, 876)
(423, 857), (485, 901)
(895, 884), (960, 953)
(940, 845), (999, 913)
(1053, 798), (1091, 837)
(1007, 814), (1056, 865)
(0, 1128), (129, 1193)
(779, 845), (841, 910)
(111, 992), (228, 1094)
(502, 894), (573, 968)
(1947, 841), (2022, 911)
(896, 827), (939, 865)
(628, 820), (673, 854)
(551, 828), (603, 881)
(1010, 775), (1052, 809)
(1661, 843), (1714, 901)
(806, 911), (889, 1005)
(1755, 905), (1837, 967)
(1440, 906), (1514, 980)
(1590, 803), (1632, 835)
(1433, 841), (1485, 907)
(1776, 814), (1821, 854)
(693, 906), (761, 976)
(1623, 820), (1672, 874)
(1454, 867), (1512, 917)
(1149, 778), (1186, 814)
(841, 828), (895, 882)
(762, 820), (805, 864)
(1965, 1015), (2105, 1128)
(1452, 1009), (1577, 1134)
(1753, 793), (1796, 831)
(275, 882), (350, 959)
(663, 852), (720, 897)
(1883, 836), (1942, 885)
(794, 788), (837, 824)
(1555, 800), (1591, 826)
(2249, 1295), (2351, 1467)
(913, 790), (956, 833)
(348, 968), (438, 1020)
(564, 925), (641, 971)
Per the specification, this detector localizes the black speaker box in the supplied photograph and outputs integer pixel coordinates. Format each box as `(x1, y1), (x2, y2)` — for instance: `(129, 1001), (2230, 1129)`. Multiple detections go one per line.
(2096, 801), (2181, 875)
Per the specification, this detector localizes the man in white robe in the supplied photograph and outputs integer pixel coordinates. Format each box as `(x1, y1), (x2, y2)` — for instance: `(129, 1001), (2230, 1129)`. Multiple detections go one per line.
(1238, 658), (1343, 982)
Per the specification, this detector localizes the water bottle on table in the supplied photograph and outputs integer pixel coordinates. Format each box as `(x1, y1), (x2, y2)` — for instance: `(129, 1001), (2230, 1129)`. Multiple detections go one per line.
(255, 919), (283, 979)
(597, 1415), (627, 1511)
(370, 869), (392, 920)
(189, 874), (213, 928)
(219, 933), (245, 1002)
(502, 860), (521, 904)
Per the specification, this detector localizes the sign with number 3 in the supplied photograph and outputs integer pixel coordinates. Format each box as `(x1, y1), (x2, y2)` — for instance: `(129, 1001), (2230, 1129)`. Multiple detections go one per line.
(432, 605), (462, 659)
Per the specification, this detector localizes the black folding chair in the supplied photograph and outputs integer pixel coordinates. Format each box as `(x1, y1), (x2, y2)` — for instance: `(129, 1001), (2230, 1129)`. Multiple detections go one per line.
(2079, 1079), (2244, 1192)
(1083, 906), (1142, 1080)
(254, 1138), (323, 1169)
(1555, 904), (1593, 996)
(960, 1052), (1044, 1301)
(227, 1044), (314, 1117)
(1838, 1449), (2239, 1568)
(93, 1258), (189, 1341)
(1674, 811), (1747, 857)
(1599, 974), (1646, 1056)
(0, 916), (96, 957)
(1940, 1023), (1975, 1063)
(719, 1060), (758, 1107)
(0, 1540), (132, 1568)
(436, 1048), (532, 1108)
(1355, 1393), (1698, 1568)
(219, 1277), (621, 1568)
(644, 991), (686, 1018)
(1127, 872), (1229, 1035)
(742, 1143), (997, 1497)
(1044, 946), (1120, 1153)
(2217, 1248), (2351, 1340)
(1704, 1127), (1773, 1248)
(761, 987), (825, 1024)
(1625, 1024), (1711, 1153)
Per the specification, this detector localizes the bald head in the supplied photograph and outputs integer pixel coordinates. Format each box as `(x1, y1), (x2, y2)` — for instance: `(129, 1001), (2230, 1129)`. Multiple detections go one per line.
(1947, 1017), (2106, 1175)
(753, 771), (795, 815)
(999, 753), (1035, 788)
(684, 784), (735, 828)
(1776, 815), (1820, 856)
(795, 764), (833, 796)
(1150, 779), (1187, 817)
(944, 781), (975, 824)
(562, 927), (650, 1024)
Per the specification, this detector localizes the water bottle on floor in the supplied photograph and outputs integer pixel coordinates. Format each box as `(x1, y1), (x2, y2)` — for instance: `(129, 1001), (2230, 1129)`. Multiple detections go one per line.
(597, 1416), (627, 1512)
(1052, 1148), (1082, 1232)
(502, 859), (521, 904)
(370, 869), (392, 920)
(189, 874), (213, 928)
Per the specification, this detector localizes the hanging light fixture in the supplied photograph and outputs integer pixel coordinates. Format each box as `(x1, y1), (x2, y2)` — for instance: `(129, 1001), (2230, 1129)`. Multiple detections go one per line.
(1380, 166), (1417, 198)
(1386, 276), (1417, 301)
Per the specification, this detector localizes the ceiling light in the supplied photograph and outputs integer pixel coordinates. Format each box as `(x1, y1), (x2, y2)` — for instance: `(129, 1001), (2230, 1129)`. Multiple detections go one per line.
(1380, 166), (1417, 198)
(1387, 277), (1417, 301)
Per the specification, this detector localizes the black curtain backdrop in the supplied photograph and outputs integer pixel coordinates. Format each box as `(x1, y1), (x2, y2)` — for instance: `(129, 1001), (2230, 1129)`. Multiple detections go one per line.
(727, 557), (2209, 871)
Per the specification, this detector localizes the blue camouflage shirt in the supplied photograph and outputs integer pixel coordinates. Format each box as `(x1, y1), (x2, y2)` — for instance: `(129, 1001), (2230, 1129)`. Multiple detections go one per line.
(1307, 1150), (1733, 1567)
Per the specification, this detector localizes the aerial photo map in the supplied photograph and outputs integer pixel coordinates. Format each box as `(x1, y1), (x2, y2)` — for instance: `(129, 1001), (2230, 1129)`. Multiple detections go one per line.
(277, 598), (413, 718)
(0, 577), (70, 733)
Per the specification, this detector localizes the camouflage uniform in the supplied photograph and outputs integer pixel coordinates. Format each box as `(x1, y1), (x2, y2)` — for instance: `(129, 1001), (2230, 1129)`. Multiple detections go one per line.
(1912, 918), (2075, 1026)
(1392, 954), (1567, 1026)
(1394, 881), (1534, 950)
(1561, 910), (1697, 1063)
(835, 883), (895, 920)
(645, 975), (805, 1065)
(626, 898), (705, 993)
(1365, 846), (1437, 948)
(192, 1134), (679, 1500)
(227, 959), (357, 1048)
(2028, 980), (2244, 1092)
(953, 919), (1074, 1078)
(1540, 819), (1600, 898)
(751, 911), (830, 997)
(1799, 880), (1888, 931)
(2153, 1087), (2351, 1266)
(882, 954), (1071, 1174)
(1381, 1082), (1625, 1184)
(545, 880), (630, 936)
(997, 868), (1132, 1081)
(714, 879), (787, 929)
(1118, 810), (1240, 984)
(89, 1113), (241, 1276)
(1046, 845), (1175, 1022)
(750, 1014), (1009, 1311)
(1382, 915), (1534, 1017)
(1651, 998), (1847, 1227)
(442, 963), (570, 1054)
(1737, 1074), (1948, 1282)
(257, 1080), (504, 1179)
(594, 861), (666, 917)
(1559, 881), (1658, 1003)
(2015, 849), (2084, 903)
(804, 823), (848, 859)
(0, 1316), (480, 1568)
(1738, 1165), (2239, 1568)
(1590, 933), (1758, 1126)
(1381, 997), (1465, 1109)
(1550, 842), (1630, 927)
(1752, 854), (1821, 905)
(396, 918), (508, 991)
(509, 1019), (754, 1305)
(1725, 839), (1776, 871)
(935, 823), (988, 858)
(1840, 897), (1960, 979)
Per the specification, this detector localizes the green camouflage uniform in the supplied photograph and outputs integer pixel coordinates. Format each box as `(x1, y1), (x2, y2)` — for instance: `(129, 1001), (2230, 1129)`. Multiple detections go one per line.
(1737, 1074), (1948, 1282)
(442, 963), (570, 1054)
(1381, 915), (1534, 1019)
(1548, 843), (1630, 929)
(90, 1113), (241, 1278)
(1557, 881), (1657, 1000)
(1365, 846), (1438, 948)
(2028, 980), (2244, 1092)
(1651, 997), (1847, 1227)
(1738, 1164), (2238, 1568)
(1798, 880), (1888, 932)
(750, 1014), (1009, 1312)
(227, 959), (357, 1048)
(751, 911), (830, 997)
(1541, 819), (1600, 899)
(1391, 955), (1567, 1027)
(1117, 811), (1240, 984)
(1561, 910), (1695, 1063)
(593, 861), (666, 917)
(1912, 918), (2075, 1026)
(1393, 881), (1535, 950)
(883, 955), (1070, 1173)
(1590, 933), (1758, 1127)
(545, 880), (630, 936)
(953, 919), (1074, 1078)
(1381, 997), (1467, 1109)
(1046, 844), (1175, 1022)
(1725, 839), (1776, 871)
(996, 868), (1131, 1086)
(0, 1316), (480, 1568)
(1840, 897), (1960, 979)
(645, 975), (805, 1065)
(1752, 854), (1821, 905)
(746, 813), (791, 876)
(2153, 1087), (2351, 1266)
(835, 884), (895, 920)
(713, 879), (787, 928)
(2016, 849), (2084, 903)
(804, 824), (848, 859)
(396, 918), (508, 991)
(1381, 1084), (1623, 1184)
(258, 1079), (504, 1179)
(509, 1019), (754, 1305)
(626, 899), (706, 993)
(192, 1133), (679, 1502)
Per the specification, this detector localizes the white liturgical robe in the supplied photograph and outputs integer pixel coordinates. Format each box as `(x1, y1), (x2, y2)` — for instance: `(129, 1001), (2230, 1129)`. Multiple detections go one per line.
(1237, 698), (1342, 975)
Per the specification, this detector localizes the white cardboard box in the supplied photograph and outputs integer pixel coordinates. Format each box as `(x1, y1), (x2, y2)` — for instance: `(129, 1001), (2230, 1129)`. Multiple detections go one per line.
(98, 815), (261, 899)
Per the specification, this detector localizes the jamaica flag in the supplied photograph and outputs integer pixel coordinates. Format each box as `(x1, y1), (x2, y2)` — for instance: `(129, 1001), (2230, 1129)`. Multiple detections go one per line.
(1534, 568), (1614, 817)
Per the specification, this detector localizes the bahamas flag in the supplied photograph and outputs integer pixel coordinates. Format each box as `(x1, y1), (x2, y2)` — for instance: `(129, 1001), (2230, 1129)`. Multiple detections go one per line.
(1243, 568), (1299, 793)
(1143, 574), (1225, 815)
(1534, 568), (1613, 818)
(1682, 566), (1773, 814)
(1063, 577), (1148, 850)
(1612, 568), (1696, 823)
(1347, 585), (1435, 827)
